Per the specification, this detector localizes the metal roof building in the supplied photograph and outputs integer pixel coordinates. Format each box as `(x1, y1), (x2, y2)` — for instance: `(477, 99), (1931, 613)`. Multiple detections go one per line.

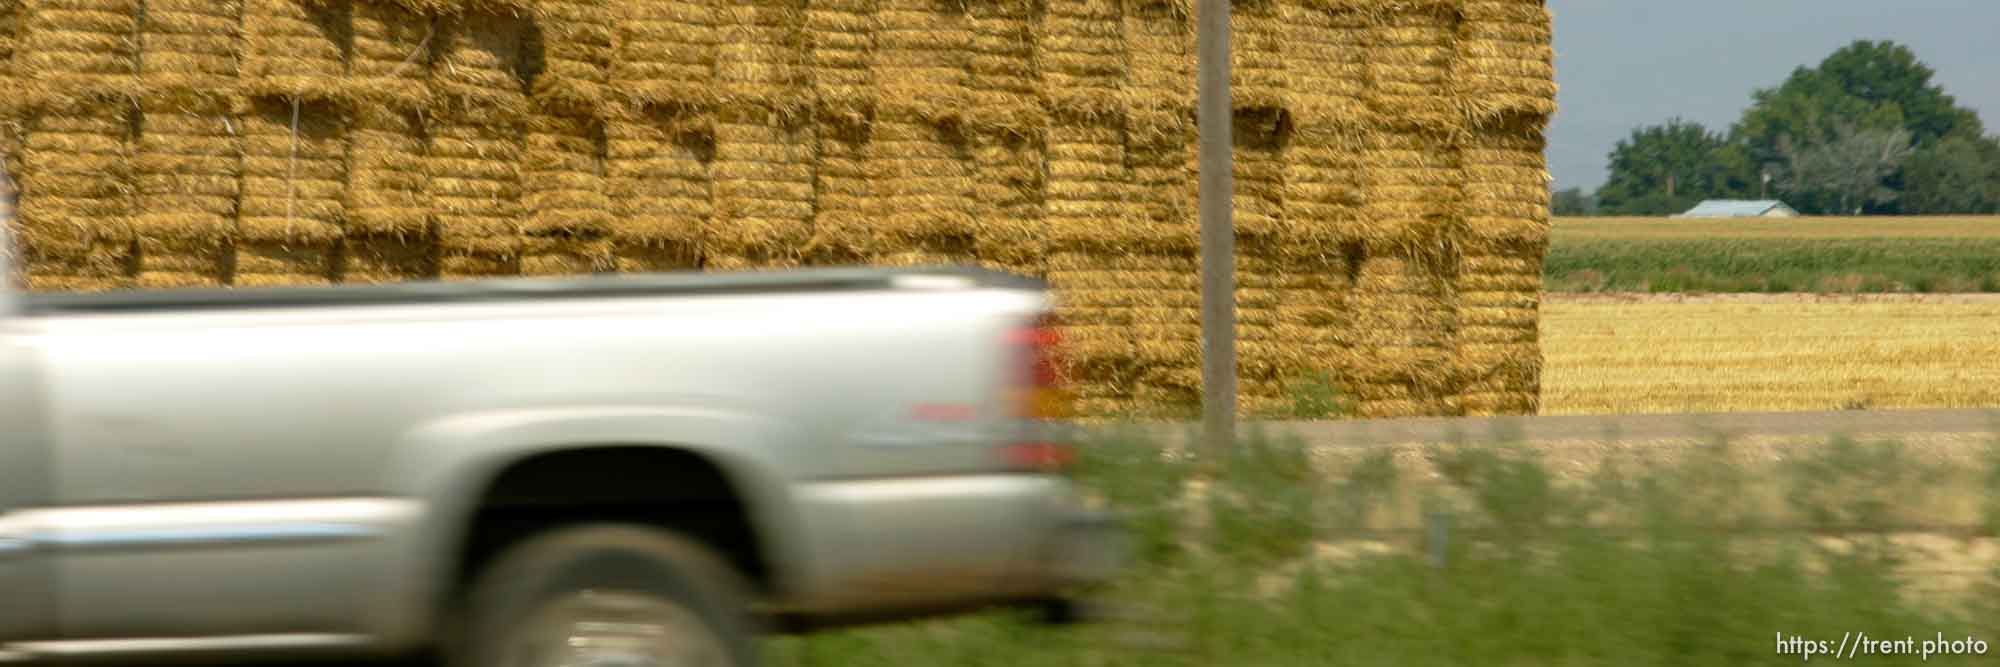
(1672, 200), (1801, 218)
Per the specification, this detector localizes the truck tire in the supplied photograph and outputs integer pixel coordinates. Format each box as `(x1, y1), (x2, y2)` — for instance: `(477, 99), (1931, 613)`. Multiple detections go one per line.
(452, 524), (761, 667)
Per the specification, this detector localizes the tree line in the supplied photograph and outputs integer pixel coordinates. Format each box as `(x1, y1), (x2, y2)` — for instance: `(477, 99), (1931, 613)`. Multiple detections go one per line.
(1556, 40), (2000, 217)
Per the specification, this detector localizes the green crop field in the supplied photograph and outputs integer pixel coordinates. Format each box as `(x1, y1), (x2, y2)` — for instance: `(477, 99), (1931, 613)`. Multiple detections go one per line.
(1547, 216), (2000, 293)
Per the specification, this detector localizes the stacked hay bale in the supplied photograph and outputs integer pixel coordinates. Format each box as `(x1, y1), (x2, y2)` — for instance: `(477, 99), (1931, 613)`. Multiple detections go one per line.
(131, 0), (241, 288)
(1454, 0), (1556, 124)
(805, 0), (874, 123)
(11, 0), (141, 291)
(521, 0), (616, 276)
(606, 0), (714, 271)
(1457, 126), (1548, 416)
(964, 0), (1043, 276)
(708, 0), (811, 270)
(1364, 0), (1460, 130)
(849, 0), (974, 268)
(427, 11), (529, 280)
(801, 0), (872, 266)
(344, 1), (436, 283)
(237, 0), (350, 286)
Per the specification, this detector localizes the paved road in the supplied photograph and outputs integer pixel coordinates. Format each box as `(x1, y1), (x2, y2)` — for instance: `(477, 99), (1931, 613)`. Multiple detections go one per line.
(1107, 408), (2000, 449)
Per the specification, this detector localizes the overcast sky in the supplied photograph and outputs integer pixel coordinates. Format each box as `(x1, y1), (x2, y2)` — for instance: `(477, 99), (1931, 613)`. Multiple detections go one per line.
(1545, 0), (1999, 191)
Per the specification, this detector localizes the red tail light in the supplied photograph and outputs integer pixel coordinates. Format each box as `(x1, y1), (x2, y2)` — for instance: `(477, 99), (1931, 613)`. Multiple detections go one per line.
(1002, 312), (1075, 472)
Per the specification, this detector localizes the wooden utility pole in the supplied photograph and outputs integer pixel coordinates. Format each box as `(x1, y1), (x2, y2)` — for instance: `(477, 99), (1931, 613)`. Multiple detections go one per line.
(1197, 0), (1235, 455)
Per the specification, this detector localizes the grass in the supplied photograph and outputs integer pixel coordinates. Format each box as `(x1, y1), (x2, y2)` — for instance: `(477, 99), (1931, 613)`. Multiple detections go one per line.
(1548, 216), (2000, 293)
(1539, 299), (2000, 415)
(765, 429), (2000, 666)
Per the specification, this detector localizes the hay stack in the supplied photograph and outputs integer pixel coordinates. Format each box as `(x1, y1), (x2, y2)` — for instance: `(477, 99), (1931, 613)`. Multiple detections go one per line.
(805, 112), (869, 265)
(1121, 0), (1191, 125)
(1039, 0), (1123, 121)
(967, 129), (1044, 276)
(1456, 247), (1540, 416)
(1284, 124), (1363, 245)
(240, 0), (350, 104)
(1231, 108), (1287, 241)
(708, 104), (812, 269)
(520, 112), (614, 275)
(966, 0), (1039, 135)
(1242, 247), (1355, 414)
(350, 1), (434, 112)
(1364, 2), (1459, 130)
(1454, 0), (1556, 123)
(612, 0), (720, 111)
(235, 98), (344, 286)
(870, 0), (970, 125)
(1046, 251), (1188, 419)
(137, 0), (242, 103)
(131, 105), (238, 288)
(805, 0), (875, 122)
(1347, 251), (1461, 418)
(605, 110), (708, 272)
(856, 114), (976, 267)
(1460, 124), (1548, 245)
(1281, 0), (1367, 128)
(1044, 120), (1153, 252)
(428, 12), (531, 280)
(715, 0), (807, 114)
(344, 5), (435, 283)
(15, 110), (133, 291)
(1229, 0), (1285, 111)
(13, 0), (141, 110)
(533, 0), (616, 118)
(1358, 129), (1460, 245)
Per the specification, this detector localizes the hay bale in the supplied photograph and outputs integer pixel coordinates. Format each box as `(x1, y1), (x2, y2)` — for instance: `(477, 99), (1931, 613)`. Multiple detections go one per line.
(521, 236), (613, 275)
(427, 112), (524, 277)
(15, 110), (133, 274)
(840, 111), (974, 263)
(1346, 250), (1462, 416)
(432, 11), (532, 115)
(533, 0), (616, 117)
(1121, 1), (1191, 122)
(1358, 129), (1461, 245)
(806, 0), (875, 121)
(1039, 0), (1124, 121)
(613, 0), (719, 110)
(1364, 4), (1458, 131)
(236, 98), (344, 285)
(804, 112), (869, 264)
(345, 106), (429, 242)
(241, 0), (349, 104)
(137, 0), (242, 105)
(521, 113), (612, 238)
(1228, 0), (1285, 111)
(14, 0), (142, 109)
(1284, 125), (1364, 245)
(1280, 0), (1367, 129)
(1460, 125), (1549, 245)
(1454, 0), (1556, 123)
(968, 128), (1045, 276)
(344, 237), (433, 283)
(1044, 119), (1165, 252)
(716, 0), (808, 115)
(350, 1), (435, 111)
(1231, 107), (1287, 240)
(605, 109), (708, 272)
(1456, 247), (1542, 416)
(966, 0), (1041, 136)
(131, 103), (238, 287)
(708, 104), (812, 268)
(870, 0), (970, 125)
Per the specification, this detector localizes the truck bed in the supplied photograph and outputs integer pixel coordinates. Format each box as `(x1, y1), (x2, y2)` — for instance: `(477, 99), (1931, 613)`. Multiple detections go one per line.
(19, 266), (1042, 316)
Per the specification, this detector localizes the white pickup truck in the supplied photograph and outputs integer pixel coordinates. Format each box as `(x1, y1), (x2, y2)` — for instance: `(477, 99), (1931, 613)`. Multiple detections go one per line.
(0, 172), (1123, 666)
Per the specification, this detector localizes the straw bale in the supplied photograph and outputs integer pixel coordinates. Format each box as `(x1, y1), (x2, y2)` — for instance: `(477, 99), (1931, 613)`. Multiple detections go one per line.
(531, 0), (615, 117)
(350, 2), (435, 111)
(1231, 108), (1287, 241)
(130, 101), (238, 286)
(706, 105), (810, 262)
(345, 106), (430, 238)
(426, 109), (522, 264)
(967, 128), (1043, 270)
(1454, 1), (1556, 122)
(240, 0), (349, 104)
(136, 0), (242, 104)
(332, 235), (430, 283)
(1356, 129), (1461, 244)
(521, 113), (612, 237)
(520, 236), (614, 275)
(806, 0), (877, 121)
(804, 112), (870, 263)
(1363, 7), (1459, 129)
(16, 109), (133, 253)
(1228, 7), (1286, 111)
(1460, 127), (1549, 244)
(431, 11), (532, 115)
(605, 110), (710, 251)
(715, 0), (809, 114)
(1038, 0), (1123, 117)
(965, 0), (1042, 136)
(868, 4), (971, 124)
(1280, 0), (1367, 128)
(12, 0), (142, 109)
(612, 0), (720, 109)
(842, 114), (973, 258)
(437, 252), (518, 280)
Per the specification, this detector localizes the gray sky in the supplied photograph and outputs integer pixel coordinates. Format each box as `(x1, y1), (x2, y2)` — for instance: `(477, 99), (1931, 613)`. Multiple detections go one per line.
(1546, 0), (1999, 191)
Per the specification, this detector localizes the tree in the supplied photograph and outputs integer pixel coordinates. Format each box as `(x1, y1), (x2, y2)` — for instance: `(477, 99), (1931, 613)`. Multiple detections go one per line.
(1777, 123), (1914, 215)
(1596, 119), (1756, 215)
(1551, 187), (1595, 216)
(1903, 133), (2000, 214)
(1734, 40), (1984, 213)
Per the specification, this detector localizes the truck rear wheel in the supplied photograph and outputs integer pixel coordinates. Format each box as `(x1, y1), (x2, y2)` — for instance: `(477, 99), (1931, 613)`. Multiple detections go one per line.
(453, 524), (761, 667)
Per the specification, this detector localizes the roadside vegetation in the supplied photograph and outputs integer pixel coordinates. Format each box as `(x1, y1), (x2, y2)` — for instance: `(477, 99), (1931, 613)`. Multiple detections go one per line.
(1546, 217), (2000, 294)
(768, 430), (2000, 665)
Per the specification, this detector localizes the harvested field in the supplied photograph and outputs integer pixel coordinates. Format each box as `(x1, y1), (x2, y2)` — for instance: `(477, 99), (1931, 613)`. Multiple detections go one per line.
(1540, 297), (2000, 415)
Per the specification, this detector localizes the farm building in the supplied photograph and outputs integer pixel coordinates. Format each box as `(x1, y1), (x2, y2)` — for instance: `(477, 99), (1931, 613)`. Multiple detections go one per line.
(0, 0), (1556, 419)
(1674, 200), (1800, 218)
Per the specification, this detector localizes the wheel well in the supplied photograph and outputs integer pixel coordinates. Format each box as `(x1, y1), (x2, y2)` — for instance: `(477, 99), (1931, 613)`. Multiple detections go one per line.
(453, 446), (771, 603)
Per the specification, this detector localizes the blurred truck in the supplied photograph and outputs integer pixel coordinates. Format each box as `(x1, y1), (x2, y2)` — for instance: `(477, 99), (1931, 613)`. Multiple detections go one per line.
(0, 164), (1123, 666)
